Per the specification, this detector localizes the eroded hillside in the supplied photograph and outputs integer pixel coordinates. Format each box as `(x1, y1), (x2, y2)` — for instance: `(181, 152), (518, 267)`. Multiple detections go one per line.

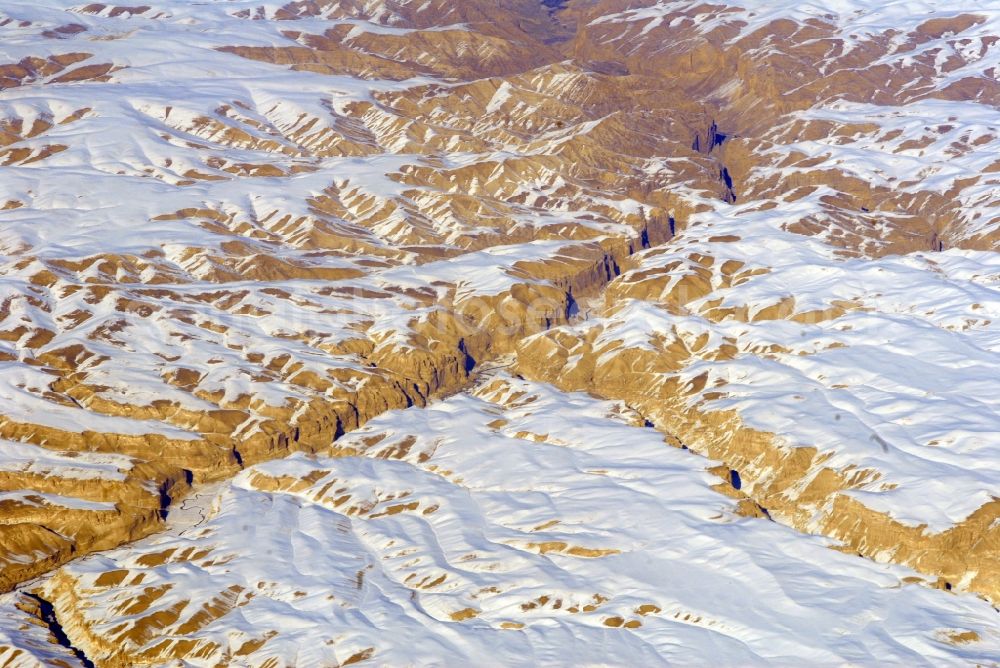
(0, 0), (998, 665)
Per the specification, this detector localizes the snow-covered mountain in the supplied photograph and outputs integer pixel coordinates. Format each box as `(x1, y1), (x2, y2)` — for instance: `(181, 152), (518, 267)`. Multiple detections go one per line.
(0, 0), (998, 665)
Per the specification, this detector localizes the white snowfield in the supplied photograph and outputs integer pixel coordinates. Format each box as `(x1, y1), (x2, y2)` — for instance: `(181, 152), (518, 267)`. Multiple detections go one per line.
(0, 0), (649, 437)
(11, 375), (1000, 667)
(591, 0), (1000, 83)
(0, 441), (130, 482)
(766, 99), (1000, 241)
(580, 189), (1000, 532)
(0, 0), (999, 665)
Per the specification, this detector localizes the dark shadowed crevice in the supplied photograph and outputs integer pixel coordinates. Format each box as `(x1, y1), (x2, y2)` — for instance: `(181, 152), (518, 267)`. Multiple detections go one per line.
(24, 593), (95, 668)
(720, 166), (737, 203)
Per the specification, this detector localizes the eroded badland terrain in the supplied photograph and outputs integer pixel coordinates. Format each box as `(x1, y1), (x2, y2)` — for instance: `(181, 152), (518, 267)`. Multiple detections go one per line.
(0, 0), (999, 665)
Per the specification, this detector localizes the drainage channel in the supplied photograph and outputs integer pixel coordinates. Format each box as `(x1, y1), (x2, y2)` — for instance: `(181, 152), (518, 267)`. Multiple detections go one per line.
(4, 228), (676, 662)
(23, 592), (94, 668)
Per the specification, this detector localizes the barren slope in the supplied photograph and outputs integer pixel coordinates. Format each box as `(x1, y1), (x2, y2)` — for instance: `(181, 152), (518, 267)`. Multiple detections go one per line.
(0, 0), (999, 665)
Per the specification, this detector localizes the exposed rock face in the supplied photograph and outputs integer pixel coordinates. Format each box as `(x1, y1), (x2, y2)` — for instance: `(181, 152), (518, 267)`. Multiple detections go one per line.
(515, 212), (1000, 602)
(0, 0), (998, 664)
(0, 0), (684, 589)
(11, 373), (1000, 666)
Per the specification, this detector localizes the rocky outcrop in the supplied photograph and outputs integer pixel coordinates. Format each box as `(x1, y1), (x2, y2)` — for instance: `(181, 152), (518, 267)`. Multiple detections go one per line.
(0, 0), (999, 661)
(514, 219), (1000, 603)
(18, 373), (1000, 667)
